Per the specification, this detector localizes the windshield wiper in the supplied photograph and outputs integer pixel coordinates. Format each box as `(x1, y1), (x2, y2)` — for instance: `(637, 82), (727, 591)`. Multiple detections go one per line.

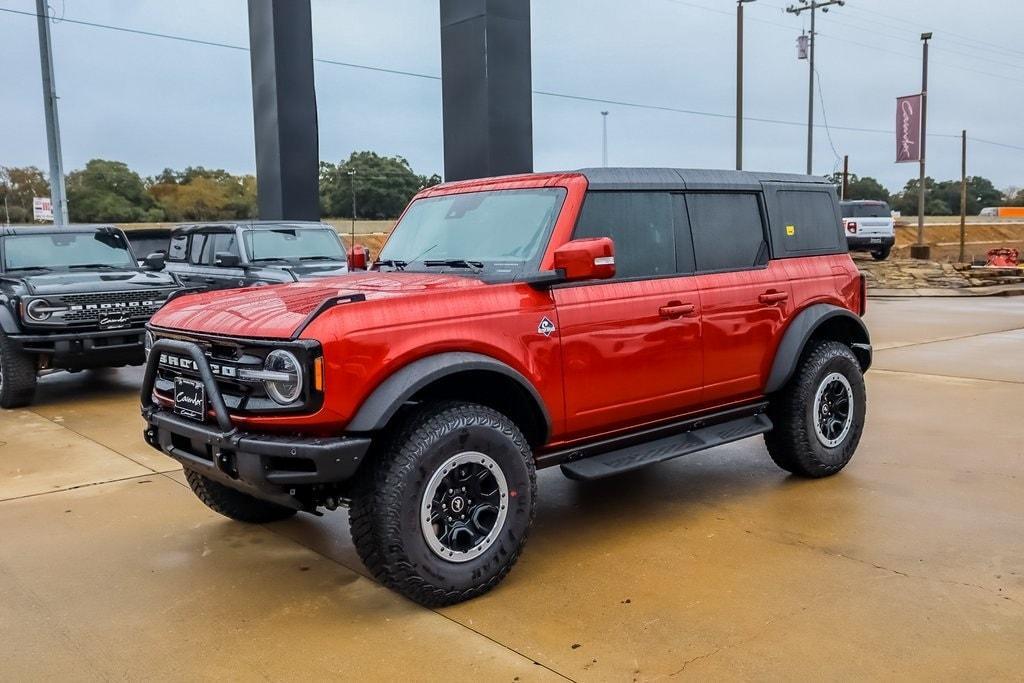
(250, 257), (293, 264)
(68, 263), (124, 270)
(298, 255), (342, 262)
(5, 266), (51, 273)
(423, 259), (484, 273)
(373, 259), (408, 271)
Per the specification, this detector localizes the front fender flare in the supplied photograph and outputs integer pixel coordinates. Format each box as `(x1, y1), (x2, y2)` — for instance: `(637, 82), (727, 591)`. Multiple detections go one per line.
(765, 304), (871, 394)
(346, 351), (551, 439)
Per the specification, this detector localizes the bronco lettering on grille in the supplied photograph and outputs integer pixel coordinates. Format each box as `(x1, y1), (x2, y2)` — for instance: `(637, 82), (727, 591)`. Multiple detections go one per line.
(158, 353), (239, 379)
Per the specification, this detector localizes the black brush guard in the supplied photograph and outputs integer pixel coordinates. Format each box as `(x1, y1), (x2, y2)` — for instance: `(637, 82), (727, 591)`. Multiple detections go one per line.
(141, 338), (370, 509)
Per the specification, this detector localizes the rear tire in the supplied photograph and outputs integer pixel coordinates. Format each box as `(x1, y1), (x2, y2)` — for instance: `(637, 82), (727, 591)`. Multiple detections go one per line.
(184, 469), (297, 523)
(0, 332), (37, 409)
(871, 246), (891, 261)
(765, 340), (866, 478)
(350, 401), (536, 607)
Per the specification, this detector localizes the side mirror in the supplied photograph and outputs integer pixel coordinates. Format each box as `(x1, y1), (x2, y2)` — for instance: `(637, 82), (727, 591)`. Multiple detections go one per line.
(215, 252), (241, 268)
(553, 237), (616, 281)
(348, 244), (369, 271)
(143, 252), (166, 271)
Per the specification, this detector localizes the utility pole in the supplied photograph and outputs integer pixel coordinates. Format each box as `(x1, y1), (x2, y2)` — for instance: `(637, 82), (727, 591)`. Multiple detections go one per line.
(911, 32), (932, 260)
(786, 0), (844, 175)
(35, 0), (69, 226)
(959, 130), (967, 264)
(601, 111), (609, 167)
(841, 154), (849, 200)
(736, 0), (756, 170)
(347, 169), (357, 249)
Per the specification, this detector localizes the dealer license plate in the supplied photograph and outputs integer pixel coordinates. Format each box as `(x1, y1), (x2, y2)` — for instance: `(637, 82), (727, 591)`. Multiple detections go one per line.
(870, 238), (882, 244)
(173, 377), (206, 422)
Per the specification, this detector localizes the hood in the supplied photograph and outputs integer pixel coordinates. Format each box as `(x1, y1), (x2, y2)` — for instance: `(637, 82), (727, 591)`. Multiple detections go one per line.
(3, 268), (177, 296)
(149, 271), (486, 339)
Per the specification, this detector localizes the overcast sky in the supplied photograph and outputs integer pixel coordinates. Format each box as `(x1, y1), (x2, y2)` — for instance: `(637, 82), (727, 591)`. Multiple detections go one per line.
(1, 0), (1022, 193)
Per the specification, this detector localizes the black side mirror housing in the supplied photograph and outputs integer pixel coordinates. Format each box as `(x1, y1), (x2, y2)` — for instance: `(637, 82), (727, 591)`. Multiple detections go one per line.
(143, 252), (166, 271)
(215, 252), (241, 268)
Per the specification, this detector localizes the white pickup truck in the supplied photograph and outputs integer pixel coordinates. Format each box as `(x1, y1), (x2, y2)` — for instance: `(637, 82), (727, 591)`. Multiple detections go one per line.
(840, 200), (895, 260)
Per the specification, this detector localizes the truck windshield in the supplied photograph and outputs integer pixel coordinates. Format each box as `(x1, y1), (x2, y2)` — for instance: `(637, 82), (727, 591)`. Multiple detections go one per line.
(378, 188), (567, 273)
(841, 203), (891, 218)
(244, 228), (345, 262)
(2, 231), (136, 271)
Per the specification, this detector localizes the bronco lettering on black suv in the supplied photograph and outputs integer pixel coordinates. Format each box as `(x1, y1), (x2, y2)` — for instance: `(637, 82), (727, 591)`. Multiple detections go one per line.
(142, 168), (871, 606)
(0, 225), (181, 408)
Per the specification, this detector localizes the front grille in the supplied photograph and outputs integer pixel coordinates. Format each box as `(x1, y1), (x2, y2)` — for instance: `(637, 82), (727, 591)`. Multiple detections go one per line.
(60, 290), (171, 323)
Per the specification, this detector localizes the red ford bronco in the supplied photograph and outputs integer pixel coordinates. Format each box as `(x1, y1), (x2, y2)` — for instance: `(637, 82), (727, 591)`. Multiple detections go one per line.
(142, 168), (870, 606)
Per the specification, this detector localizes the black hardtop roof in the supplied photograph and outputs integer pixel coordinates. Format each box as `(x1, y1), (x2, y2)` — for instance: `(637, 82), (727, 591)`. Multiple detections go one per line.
(1, 224), (122, 236)
(172, 220), (327, 234)
(577, 167), (831, 192)
(839, 199), (889, 204)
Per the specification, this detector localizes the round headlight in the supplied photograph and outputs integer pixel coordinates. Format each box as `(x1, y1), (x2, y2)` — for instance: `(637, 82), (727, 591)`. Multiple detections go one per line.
(263, 350), (303, 404)
(25, 299), (53, 321)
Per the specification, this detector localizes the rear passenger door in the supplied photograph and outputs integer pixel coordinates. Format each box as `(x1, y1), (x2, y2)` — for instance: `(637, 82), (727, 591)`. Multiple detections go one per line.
(686, 192), (794, 404)
(553, 192), (703, 440)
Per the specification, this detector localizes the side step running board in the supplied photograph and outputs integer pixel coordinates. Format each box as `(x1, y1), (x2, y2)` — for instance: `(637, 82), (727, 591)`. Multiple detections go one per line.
(559, 414), (773, 481)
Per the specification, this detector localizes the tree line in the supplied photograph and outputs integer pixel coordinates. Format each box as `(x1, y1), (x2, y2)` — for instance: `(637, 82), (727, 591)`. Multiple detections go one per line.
(826, 172), (1023, 215)
(0, 151), (440, 224)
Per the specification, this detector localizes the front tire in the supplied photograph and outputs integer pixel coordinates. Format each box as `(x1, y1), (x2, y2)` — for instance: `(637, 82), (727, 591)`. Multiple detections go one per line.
(0, 332), (37, 409)
(765, 340), (866, 478)
(184, 469), (297, 523)
(350, 401), (536, 607)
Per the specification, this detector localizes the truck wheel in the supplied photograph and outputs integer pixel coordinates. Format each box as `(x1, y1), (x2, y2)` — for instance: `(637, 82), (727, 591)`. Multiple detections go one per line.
(764, 340), (866, 478)
(0, 332), (37, 409)
(871, 246), (891, 261)
(350, 401), (536, 607)
(184, 469), (297, 523)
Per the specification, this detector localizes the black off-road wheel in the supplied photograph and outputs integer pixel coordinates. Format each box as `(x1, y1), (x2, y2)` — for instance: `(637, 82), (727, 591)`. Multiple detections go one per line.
(350, 401), (536, 607)
(765, 340), (866, 478)
(871, 246), (891, 261)
(184, 469), (297, 523)
(0, 332), (37, 409)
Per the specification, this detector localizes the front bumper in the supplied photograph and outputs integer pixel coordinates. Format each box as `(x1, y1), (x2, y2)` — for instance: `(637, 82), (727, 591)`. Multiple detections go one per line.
(846, 235), (895, 251)
(8, 326), (146, 368)
(141, 338), (371, 509)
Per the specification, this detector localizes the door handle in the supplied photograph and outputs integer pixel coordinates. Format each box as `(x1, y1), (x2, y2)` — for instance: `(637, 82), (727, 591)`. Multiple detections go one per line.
(758, 290), (789, 305)
(203, 278), (217, 284)
(659, 301), (696, 319)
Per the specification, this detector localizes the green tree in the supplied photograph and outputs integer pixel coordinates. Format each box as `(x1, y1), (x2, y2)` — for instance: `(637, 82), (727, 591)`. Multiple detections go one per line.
(893, 175), (1003, 216)
(826, 173), (890, 202)
(148, 166), (256, 221)
(320, 151), (441, 219)
(66, 159), (164, 223)
(0, 166), (50, 223)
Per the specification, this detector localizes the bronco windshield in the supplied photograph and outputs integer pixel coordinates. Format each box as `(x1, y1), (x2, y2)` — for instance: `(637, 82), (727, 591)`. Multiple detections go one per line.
(2, 231), (136, 271)
(377, 188), (567, 274)
(244, 227), (346, 262)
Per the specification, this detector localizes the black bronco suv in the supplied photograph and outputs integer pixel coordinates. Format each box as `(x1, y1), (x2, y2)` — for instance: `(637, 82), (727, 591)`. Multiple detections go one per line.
(0, 225), (181, 407)
(148, 221), (363, 291)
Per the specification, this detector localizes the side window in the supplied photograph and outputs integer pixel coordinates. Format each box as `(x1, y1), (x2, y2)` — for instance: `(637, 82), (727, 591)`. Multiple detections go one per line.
(774, 190), (841, 254)
(209, 233), (240, 263)
(189, 234), (208, 264)
(167, 235), (188, 262)
(574, 192), (676, 279)
(686, 193), (767, 272)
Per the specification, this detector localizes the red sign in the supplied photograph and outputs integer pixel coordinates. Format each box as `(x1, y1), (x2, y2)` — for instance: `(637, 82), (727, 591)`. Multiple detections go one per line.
(896, 94), (922, 163)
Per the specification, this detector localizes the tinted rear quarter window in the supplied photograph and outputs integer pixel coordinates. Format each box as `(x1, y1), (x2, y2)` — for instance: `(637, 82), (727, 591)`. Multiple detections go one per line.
(773, 189), (842, 255)
(686, 193), (767, 272)
(574, 192), (676, 279)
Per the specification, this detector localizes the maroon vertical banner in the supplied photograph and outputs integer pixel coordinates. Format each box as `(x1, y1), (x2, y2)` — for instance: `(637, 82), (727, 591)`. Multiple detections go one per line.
(896, 94), (923, 163)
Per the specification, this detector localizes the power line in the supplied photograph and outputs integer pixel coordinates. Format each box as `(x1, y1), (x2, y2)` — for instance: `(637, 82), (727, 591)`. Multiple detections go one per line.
(0, 6), (1020, 154)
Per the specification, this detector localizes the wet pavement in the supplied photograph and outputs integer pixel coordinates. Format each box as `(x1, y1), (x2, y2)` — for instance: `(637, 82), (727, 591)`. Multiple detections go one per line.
(2, 297), (1023, 679)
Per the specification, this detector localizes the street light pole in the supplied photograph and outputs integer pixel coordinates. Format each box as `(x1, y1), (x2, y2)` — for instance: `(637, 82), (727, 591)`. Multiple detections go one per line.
(912, 32), (932, 260)
(736, 0), (756, 170)
(347, 169), (357, 249)
(786, 0), (844, 176)
(601, 111), (609, 167)
(35, 0), (69, 226)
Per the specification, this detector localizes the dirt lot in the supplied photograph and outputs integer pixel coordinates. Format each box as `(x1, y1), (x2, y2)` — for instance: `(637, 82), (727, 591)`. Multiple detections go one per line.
(893, 219), (1024, 262)
(1, 298), (1023, 679)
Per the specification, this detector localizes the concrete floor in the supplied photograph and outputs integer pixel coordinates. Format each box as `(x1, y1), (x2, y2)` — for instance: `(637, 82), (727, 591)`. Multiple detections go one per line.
(2, 298), (1023, 680)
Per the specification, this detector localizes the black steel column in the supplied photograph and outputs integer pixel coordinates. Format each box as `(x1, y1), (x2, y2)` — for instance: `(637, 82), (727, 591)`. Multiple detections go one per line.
(247, 0), (319, 220)
(440, 0), (533, 181)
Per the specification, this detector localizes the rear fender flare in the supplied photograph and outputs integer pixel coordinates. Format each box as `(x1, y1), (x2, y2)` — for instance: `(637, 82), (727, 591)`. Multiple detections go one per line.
(765, 304), (871, 394)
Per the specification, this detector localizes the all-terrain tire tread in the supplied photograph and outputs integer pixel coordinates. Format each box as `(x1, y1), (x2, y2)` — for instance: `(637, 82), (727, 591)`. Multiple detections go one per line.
(0, 332), (37, 409)
(349, 401), (536, 607)
(184, 469), (297, 523)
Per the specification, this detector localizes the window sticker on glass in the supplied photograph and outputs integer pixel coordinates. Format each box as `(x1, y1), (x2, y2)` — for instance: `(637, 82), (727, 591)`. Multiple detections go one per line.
(786, 224), (796, 236)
